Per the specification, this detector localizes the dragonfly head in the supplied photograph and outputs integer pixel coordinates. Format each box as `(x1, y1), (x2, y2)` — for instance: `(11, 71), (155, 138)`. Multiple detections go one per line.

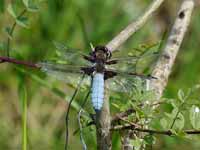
(93, 45), (111, 61)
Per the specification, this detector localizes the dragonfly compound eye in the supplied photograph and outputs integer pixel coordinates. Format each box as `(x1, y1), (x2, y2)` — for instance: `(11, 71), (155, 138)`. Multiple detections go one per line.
(95, 45), (112, 60)
(106, 50), (112, 59)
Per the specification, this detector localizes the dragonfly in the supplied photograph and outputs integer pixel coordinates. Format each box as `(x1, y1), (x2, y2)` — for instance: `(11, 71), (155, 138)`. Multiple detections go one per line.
(38, 42), (158, 112)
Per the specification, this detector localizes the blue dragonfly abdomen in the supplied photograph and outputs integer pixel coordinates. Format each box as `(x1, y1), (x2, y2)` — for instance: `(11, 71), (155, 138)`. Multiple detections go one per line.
(91, 73), (104, 112)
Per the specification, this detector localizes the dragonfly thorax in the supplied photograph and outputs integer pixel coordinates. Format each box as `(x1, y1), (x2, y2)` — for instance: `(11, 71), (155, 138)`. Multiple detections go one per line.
(90, 46), (111, 73)
(94, 62), (105, 73)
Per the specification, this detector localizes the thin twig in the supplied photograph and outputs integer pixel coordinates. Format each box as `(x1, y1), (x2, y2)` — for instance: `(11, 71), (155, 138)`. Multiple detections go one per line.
(73, 121), (94, 136)
(79, 90), (90, 109)
(106, 0), (165, 52)
(72, 90), (92, 136)
(65, 74), (85, 150)
(78, 109), (87, 150)
(111, 124), (200, 136)
(0, 56), (39, 68)
(6, 8), (27, 57)
(170, 102), (185, 129)
(170, 89), (193, 129)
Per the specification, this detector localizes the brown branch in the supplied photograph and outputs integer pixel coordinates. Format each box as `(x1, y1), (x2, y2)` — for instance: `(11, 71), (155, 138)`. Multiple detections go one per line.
(0, 56), (39, 68)
(111, 124), (200, 136)
(149, 0), (195, 99)
(96, 90), (112, 150)
(106, 0), (165, 52)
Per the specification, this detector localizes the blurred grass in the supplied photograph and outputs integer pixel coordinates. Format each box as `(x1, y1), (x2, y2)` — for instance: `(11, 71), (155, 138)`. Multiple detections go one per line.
(0, 0), (200, 150)
(18, 79), (27, 150)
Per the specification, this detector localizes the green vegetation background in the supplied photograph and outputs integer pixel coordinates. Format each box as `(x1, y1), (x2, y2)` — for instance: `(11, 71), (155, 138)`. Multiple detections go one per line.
(0, 0), (200, 149)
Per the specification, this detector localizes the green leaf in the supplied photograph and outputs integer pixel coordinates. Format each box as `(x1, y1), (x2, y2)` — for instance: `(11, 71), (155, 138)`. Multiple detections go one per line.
(18, 77), (27, 150)
(178, 89), (185, 102)
(171, 101), (178, 109)
(16, 16), (29, 28)
(171, 107), (178, 116)
(171, 108), (184, 130)
(164, 112), (172, 118)
(4, 26), (12, 39)
(23, 0), (39, 12)
(144, 134), (155, 145)
(173, 112), (184, 130)
(176, 130), (187, 138)
(111, 103), (120, 109)
(190, 105), (200, 129)
(169, 129), (177, 135)
(7, 4), (16, 18)
(161, 109), (185, 130)
(22, 0), (29, 7)
(27, 3), (39, 12)
(130, 137), (143, 150)
(142, 90), (155, 102)
(160, 118), (168, 129)
(0, 42), (4, 49)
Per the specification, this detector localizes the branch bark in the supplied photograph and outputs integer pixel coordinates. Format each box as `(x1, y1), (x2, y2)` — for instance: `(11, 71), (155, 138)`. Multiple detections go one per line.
(149, 0), (195, 99)
(137, 0), (194, 148)
(0, 56), (39, 68)
(136, 0), (195, 149)
(111, 124), (200, 135)
(96, 90), (111, 150)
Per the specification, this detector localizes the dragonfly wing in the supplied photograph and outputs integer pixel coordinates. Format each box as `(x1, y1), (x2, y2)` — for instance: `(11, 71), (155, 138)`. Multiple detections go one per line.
(108, 52), (158, 73)
(105, 69), (155, 93)
(108, 43), (160, 73)
(53, 41), (90, 66)
(38, 62), (91, 86)
(105, 75), (146, 94)
(106, 43), (159, 94)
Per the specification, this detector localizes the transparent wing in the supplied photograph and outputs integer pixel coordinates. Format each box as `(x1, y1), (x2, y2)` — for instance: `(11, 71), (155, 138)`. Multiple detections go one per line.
(108, 42), (160, 73)
(38, 62), (91, 86)
(106, 74), (149, 94)
(105, 67), (155, 93)
(105, 37), (168, 94)
(105, 42), (159, 94)
(52, 41), (91, 66)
